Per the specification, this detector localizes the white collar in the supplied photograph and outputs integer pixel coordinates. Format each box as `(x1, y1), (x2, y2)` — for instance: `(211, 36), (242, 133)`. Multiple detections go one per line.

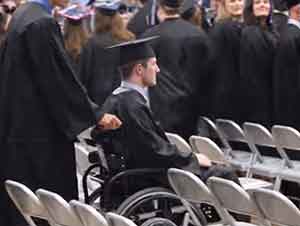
(121, 81), (149, 103)
(288, 18), (300, 30)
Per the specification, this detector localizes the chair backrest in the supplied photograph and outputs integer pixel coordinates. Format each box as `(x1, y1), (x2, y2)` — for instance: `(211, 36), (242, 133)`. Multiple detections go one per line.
(197, 116), (230, 149)
(70, 200), (108, 226)
(165, 132), (192, 153)
(106, 212), (137, 226)
(36, 189), (82, 226)
(167, 168), (215, 204)
(207, 177), (260, 218)
(251, 188), (300, 226)
(272, 125), (300, 167)
(216, 119), (255, 159)
(216, 119), (246, 142)
(5, 180), (52, 226)
(167, 168), (235, 225)
(243, 122), (285, 161)
(189, 136), (228, 165)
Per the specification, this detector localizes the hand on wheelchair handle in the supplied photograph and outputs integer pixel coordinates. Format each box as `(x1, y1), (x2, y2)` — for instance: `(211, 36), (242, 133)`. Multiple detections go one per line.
(98, 113), (122, 130)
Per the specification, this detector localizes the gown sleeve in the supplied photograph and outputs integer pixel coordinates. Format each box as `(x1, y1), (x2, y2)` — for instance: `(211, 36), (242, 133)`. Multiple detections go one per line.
(126, 102), (193, 167)
(24, 17), (98, 140)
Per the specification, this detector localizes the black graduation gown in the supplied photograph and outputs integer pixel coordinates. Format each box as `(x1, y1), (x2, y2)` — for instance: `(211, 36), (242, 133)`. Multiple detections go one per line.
(209, 19), (243, 123)
(100, 90), (197, 169)
(239, 25), (277, 127)
(99, 88), (240, 185)
(141, 18), (211, 140)
(127, 0), (158, 37)
(273, 24), (300, 129)
(79, 32), (121, 107)
(0, 3), (98, 226)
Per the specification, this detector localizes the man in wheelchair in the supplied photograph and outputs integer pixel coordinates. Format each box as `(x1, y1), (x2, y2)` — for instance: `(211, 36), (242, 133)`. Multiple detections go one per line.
(94, 36), (239, 185)
(87, 36), (242, 225)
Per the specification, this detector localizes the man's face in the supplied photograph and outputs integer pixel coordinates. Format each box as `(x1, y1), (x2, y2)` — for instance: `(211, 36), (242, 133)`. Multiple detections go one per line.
(291, 4), (300, 20)
(142, 57), (160, 87)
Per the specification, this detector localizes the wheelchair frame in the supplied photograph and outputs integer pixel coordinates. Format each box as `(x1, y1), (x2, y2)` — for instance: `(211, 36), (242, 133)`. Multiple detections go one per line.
(80, 135), (208, 226)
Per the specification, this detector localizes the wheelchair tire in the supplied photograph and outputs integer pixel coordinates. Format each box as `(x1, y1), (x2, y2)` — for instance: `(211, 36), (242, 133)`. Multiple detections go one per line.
(116, 187), (207, 226)
(141, 217), (177, 226)
(87, 186), (102, 210)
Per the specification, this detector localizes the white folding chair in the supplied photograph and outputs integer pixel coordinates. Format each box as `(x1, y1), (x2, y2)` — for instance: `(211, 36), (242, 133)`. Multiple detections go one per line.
(106, 212), (137, 226)
(251, 188), (300, 226)
(207, 177), (266, 226)
(166, 132), (192, 153)
(70, 200), (108, 226)
(167, 168), (258, 226)
(197, 116), (231, 151)
(216, 119), (256, 174)
(243, 122), (286, 190)
(188, 136), (272, 190)
(272, 125), (300, 188)
(5, 180), (54, 226)
(189, 135), (229, 165)
(36, 189), (83, 226)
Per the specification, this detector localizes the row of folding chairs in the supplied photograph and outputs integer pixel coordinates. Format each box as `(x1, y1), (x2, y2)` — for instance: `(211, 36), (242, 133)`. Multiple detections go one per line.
(168, 116), (300, 191)
(5, 180), (136, 226)
(165, 132), (273, 191)
(168, 168), (300, 226)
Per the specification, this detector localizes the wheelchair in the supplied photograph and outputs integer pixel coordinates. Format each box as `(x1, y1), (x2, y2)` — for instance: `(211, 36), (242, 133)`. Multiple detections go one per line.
(80, 129), (209, 226)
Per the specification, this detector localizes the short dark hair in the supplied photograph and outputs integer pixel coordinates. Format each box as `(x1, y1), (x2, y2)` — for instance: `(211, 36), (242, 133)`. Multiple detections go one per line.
(119, 59), (149, 80)
(161, 5), (181, 15)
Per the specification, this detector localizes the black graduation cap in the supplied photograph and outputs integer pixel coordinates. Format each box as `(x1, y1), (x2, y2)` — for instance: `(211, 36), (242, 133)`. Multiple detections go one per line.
(160, 0), (184, 8)
(59, 5), (92, 24)
(180, 0), (198, 18)
(94, 0), (121, 16)
(286, 0), (300, 8)
(108, 36), (158, 66)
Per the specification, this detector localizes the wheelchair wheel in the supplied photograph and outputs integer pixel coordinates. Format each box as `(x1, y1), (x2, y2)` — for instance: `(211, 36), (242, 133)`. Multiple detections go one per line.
(87, 186), (104, 211)
(116, 187), (207, 226)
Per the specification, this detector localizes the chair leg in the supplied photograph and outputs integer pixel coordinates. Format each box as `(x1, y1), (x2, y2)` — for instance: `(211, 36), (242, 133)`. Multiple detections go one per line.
(182, 212), (190, 226)
(274, 176), (282, 191)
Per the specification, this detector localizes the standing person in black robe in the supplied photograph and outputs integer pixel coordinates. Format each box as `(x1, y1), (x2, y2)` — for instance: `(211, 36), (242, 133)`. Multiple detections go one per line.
(273, 0), (300, 130)
(99, 37), (240, 184)
(127, 0), (159, 36)
(61, 5), (91, 73)
(180, 0), (206, 30)
(239, 0), (278, 127)
(141, 0), (212, 140)
(79, 0), (135, 107)
(0, 0), (122, 225)
(273, 0), (300, 200)
(272, 0), (288, 35)
(208, 0), (244, 123)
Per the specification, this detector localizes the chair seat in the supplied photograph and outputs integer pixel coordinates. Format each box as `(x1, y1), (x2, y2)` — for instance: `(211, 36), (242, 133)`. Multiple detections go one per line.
(250, 157), (284, 177)
(279, 167), (300, 183)
(228, 151), (252, 171)
(228, 158), (251, 172)
(239, 177), (273, 190)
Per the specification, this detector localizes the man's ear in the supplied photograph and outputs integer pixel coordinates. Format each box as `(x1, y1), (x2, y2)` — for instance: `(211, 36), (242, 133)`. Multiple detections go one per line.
(136, 64), (144, 75)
